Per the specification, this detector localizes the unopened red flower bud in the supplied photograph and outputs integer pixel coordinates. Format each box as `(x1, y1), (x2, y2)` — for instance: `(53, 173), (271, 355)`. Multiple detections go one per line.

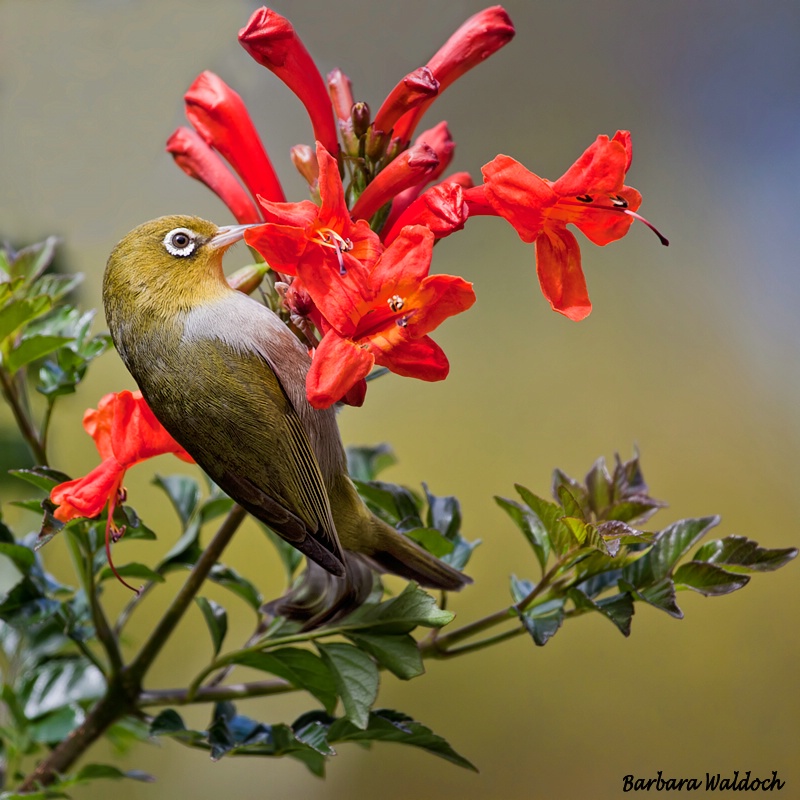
(351, 102), (371, 139)
(291, 144), (320, 188)
(239, 7), (339, 155)
(373, 67), (439, 135)
(394, 6), (515, 143)
(184, 71), (285, 203)
(349, 143), (439, 221)
(327, 68), (354, 122)
(166, 127), (262, 224)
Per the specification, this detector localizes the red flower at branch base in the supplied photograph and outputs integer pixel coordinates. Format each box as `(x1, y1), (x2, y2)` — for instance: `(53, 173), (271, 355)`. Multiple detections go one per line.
(50, 391), (193, 591)
(305, 225), (476, 408)
(469, 130), (667, 321)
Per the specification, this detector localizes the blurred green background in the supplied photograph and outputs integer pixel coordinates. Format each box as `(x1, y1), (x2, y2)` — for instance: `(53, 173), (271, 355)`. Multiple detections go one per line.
(2, 1), (798, 798)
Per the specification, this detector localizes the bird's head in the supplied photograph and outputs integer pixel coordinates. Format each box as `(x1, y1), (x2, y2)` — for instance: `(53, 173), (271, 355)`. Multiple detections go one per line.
(103, 215), (256, 319)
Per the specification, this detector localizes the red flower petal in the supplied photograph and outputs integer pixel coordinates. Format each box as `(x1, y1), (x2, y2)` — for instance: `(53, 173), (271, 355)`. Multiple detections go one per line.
(51, 460), (122, 523)
(481, 155), (555, 242)
(534, 225), (591, 321)
(552, 134), (629, 197)
(306, 331), (374, 409)
(370, 333), (450, 381)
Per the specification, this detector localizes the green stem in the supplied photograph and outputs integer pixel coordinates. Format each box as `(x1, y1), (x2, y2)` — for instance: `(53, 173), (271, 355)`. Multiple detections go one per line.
(64, 529), (120, 674)
(0, 367), (47, 465)
(139, 678), (293, 707)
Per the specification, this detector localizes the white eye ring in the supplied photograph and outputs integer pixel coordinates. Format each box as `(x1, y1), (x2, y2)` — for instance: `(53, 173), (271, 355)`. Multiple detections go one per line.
(163, 227), (197, 257)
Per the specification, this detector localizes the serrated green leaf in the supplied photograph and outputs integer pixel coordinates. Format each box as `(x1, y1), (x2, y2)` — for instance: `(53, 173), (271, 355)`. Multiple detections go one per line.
(0, 296), (51, 343)
(622, 516), (720, 588)
(230, 647), (337, 713)
(328, 709), (476, 771)
(73, 763), (154, 783)
(569, 588), (634, 636)
(7, 335), (72, 373)
(195, 597), (228, 657)
(693, 535), (798, 573)
(346, 633), (424, 680)
(585, 457), (613, 516)
(621, 576), (683, 618)
(348, 583), (454, 634)
(317, 643), (379, 729)
(557, 485), (586, 521)
(551, 468), (590, 515)
(673, 561), (750, 596)
(516, 598), (565, 646)
(494, 495), (550, 570)
(294, 719), (336, 756)
(514, 484), (575, 557)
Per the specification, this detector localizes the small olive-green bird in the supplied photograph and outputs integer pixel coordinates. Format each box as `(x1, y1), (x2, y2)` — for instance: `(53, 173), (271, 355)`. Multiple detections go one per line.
(103, 215), (470, 621)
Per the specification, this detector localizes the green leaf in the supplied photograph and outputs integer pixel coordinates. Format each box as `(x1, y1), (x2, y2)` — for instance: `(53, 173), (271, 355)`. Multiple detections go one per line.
(10, 467), (70, 492)
(328, 709), (476, 771)
(514, 484), (575, 557)
(557, 485), (586, 521)
(195, 597), (228, 657)
(73, 763), (154, 783)
(621, 575), (683, 618)
(7, 237), (59, 283)
(569, 588), (634, 636)
(404, 527), (454, 558)
(622, 516), (720, 588)
(317, 643), (379, 729)
(673, 561), (750, 596)
(152, 474), (200, 527)
(27, 705), (83, 744)
(516, 598), (565, 647)
(98, 562), (165, 584)
(551, 468), (590, 516)
(423, 484), (461, 540)
(22, 659), (105, 718)
(230, 647), (337, 713)
(7, 335), (72, 373)
(0, 296), (51, 343)
(353, 479), (423, 528)
(348, 583), (454, 634)
(693, 535), (798, 573)
(346, 444), (397, 481)
(585, 457), (613, 517)
(0, 542), (36, 573)
(494, 496), (550, 570)
(208, 564), (262, 611)
(346, 633), (424, 680)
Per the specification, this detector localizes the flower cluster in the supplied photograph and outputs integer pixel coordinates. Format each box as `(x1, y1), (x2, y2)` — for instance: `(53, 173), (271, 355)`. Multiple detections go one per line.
(168, 4), (666, 405)
(51, 5), (666, 560)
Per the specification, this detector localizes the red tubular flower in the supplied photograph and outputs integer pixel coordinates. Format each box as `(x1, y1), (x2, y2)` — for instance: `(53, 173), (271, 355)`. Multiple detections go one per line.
(381, 122), (455, 233)
(373, 67), (439, 135)
(245, 142), (382, 279)
(349, 142), (439, 222)
(305, 226), (476, 408)
(393, 6), (516, 144)
(184, 71), (285, 204)
(476, 131), (667, 321)
(50, 391), (194, 591)
(166, 127), (262, 224)
(239, 7), (339, 156)
(383, 181), (469, 245)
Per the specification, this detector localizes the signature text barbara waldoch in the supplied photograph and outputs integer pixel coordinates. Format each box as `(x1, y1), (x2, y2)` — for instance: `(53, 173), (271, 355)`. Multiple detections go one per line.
(622, 771), (786, 793)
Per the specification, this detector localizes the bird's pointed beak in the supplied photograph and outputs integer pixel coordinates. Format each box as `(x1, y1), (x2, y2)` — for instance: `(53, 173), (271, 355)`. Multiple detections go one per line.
(209, 223), (260, 251)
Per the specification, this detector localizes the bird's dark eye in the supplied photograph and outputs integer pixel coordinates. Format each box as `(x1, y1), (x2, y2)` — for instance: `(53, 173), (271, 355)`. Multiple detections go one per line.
(163, 227), (197, 258)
